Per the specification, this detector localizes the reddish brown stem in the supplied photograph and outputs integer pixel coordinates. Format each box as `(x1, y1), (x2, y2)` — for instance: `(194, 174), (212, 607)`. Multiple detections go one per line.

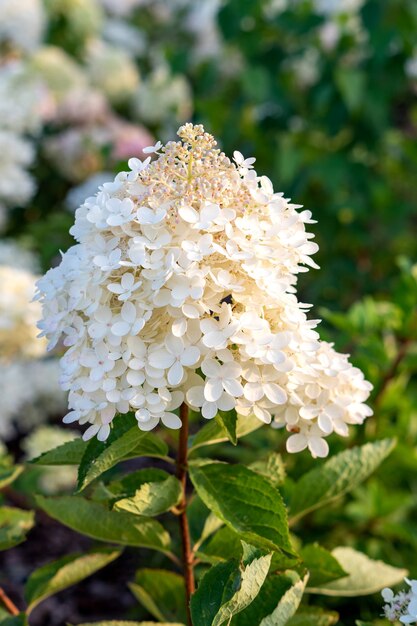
(176, 403), (195, 626)
(0, 587), (19, 616)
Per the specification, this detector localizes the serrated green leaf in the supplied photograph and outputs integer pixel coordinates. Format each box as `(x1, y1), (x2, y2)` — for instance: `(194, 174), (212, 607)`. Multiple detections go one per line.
(25, 549), (121, 613)
(36, 495), (170, 553)
(31, 438), (87, 465)
(129, 569), (186, 623)
(78, 416), (168, 492)
(190, 462), (294, 555)
(290, 439), (396, 522)
(300, 544), (346, 587)
(215, 410), (237, 445)
(230, 571), (300, 625)
(0, 507), (35, 550)
(250, 453), (286, 487)
(0, 465), (23, 489)
(190, 543), (272, 626)
(287, 607), (339, 626)
(114, 474), (182, 517)
(307, 547), (407, 596)
(189, 414), (262, 455)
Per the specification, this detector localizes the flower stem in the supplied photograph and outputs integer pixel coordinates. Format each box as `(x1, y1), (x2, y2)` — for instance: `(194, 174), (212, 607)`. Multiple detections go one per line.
(0, 587), (19, 616)
(176, 403), (195, 626)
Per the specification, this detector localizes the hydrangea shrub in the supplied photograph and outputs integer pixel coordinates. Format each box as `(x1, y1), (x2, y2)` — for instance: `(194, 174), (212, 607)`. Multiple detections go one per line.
(0, 125), (405, 626)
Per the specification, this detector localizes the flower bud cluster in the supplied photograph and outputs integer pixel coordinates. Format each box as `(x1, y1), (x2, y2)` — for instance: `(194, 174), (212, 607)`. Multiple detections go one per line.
(36, 123), (372, 455)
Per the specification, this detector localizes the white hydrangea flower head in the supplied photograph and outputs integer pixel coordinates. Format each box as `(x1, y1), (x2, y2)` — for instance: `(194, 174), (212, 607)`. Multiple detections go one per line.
(36, 123), (372, 455)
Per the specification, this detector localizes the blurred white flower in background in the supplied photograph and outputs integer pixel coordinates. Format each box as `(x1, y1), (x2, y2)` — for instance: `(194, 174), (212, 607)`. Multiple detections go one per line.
(185, 0), (222, 61)
(0, 60), (47, 228)
(99, 0), (146, 18)
(314, 0), (364, 15)
(0, 241), (39, 271)
(23, 425), (78, 493)
(0, 132), (36, 225)
(132, 65), (192, 134)
(30, 46), (87, 106)
(0, 244), (66, 439)
(0, 264), (46, 360)
(0, 0), (46, 52)
(86, 40), (140, 104)
(0, 61), (46, 134)
(44, 0), (103, 43)
(102, 18), (145, 56)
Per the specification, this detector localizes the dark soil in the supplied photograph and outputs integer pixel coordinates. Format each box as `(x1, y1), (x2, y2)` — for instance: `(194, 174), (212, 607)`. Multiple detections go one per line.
(0, 512), (142, 625)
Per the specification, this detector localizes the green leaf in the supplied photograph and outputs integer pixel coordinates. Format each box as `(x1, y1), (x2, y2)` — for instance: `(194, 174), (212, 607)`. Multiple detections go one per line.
(25, 549), (121, 613)
(250, 453), (286, 487)
(300, 544), (347, 587)
(0, 465), (23, 489)
(189, 414), (262, 455)
(307, 547), (407, 596)
(71, 623), (185, 626)
(289, 439), (396, 522)
(78, 417), (168, 492)
(197, 526), (243, 565)
(103, 469), (169, 499)
(114, 474), (182, 517)
(335, 68), (365, 112)
(230, 571), (300, 625)
(188, 495), (224, 552)
(258, 574), (308, 626)
(36, 495), (170, 553)
(215, 410), (237, 445)
(287, 607), (339, 626)
(0, 616), (28, 626)
(190, 462), (294, 555)
(190, 542), (272, 626)
(0, 507), (35, 550)
(129, 569), (186, 623)
(31, 438), (87, 465)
